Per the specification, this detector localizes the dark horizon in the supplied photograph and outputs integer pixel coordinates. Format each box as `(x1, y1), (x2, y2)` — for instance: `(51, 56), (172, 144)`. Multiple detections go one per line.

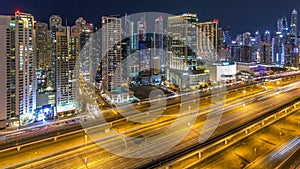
(1, 0), (300, 37)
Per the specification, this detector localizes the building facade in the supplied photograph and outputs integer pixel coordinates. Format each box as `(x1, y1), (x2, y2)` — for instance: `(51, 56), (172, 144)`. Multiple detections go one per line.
(56, 26), (79, 112)
(0, 12), (37, 127)
(102, 16), (129, 104)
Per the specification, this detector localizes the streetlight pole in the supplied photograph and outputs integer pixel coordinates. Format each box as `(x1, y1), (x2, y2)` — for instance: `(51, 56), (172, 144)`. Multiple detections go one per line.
(243, 90), (246, 107)
(279, 132), (282, 145)
(84, 134), (88, 168)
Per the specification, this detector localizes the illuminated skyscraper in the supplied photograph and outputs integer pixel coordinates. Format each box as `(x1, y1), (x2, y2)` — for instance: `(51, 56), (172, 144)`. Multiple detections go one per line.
(0, 15), (12, 128)
(239, 32), (252, 62)
(272, 32), (285, 65)
(72, 17), (87, 38)
(36, 22), (51, 69)
(102, 16), (128, 104)
(168, 13), (198, 71)
(230, 41), (241, 62)
(56, 26), (79, 112)
(80, 23), (94, 49)
(253, 31), (261, 62)
(195, 20), (219, 60)
(123, 14), (138, 78)
(242, 32), (251, 46)
(260, 41), (272, 64)
(137, 15), (150, 73)
(137, 15), (147, 42)
(0, 12), (37, 127)
(49, 15), (64, 91)
(50, 15), (62, 29)
(217, 26), (231, 50)
(49, 15), (64, 116)
(277, 15), (289, 36)
(167, 13), (209, 90)
(263, 30), (271, 42)
(290, 9), (298, 44)
(153, 16), (164, 75)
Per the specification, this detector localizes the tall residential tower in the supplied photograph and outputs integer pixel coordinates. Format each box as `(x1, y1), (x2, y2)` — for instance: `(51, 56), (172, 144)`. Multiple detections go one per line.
(0, 11), (37, 127)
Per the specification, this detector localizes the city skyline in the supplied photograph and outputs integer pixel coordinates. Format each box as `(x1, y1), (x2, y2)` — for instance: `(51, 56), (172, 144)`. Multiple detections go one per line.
(1, 0), (300, 36)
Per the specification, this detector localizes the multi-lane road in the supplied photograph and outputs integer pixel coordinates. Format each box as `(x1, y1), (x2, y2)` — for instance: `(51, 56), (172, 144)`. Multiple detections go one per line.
(168, 105), (300, 169)
(2, 75), (300, 168)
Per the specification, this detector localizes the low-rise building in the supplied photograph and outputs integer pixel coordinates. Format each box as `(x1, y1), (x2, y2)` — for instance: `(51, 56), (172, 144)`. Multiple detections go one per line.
(208, 61), (236, 82)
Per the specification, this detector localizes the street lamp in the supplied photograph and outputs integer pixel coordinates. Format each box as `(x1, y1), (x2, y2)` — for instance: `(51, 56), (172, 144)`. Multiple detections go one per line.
(242, 90), (246, 97)
(254, 147), (257, 159)
(276, 81), (280, 85)
(242, 90), (246, 107)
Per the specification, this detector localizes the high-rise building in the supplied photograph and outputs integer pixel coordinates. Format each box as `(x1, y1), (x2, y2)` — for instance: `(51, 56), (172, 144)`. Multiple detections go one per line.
(153, 16), (164, 75)
(36, 22), (51, 69)
(80, 23), (94, 49)
(229, 41), (241, 62)
(242, 32), (251, 46)
(123, 14), (138, 79)
(79, 22), (95, 83)
(167, 13), (209, 90)
(48, 15), (65, 116)
(56, 26), (79, 112)
(168, 13), (198, 71)
(50, 15), (62, 29)
(137, 15), (150, 73)
(237, 32), (252, 62)
(195, 19), (219, 60)
(235, 34), (243, 45)
(277, 15), (289, 36)
(72, 17), (87, 38)
(137, 15), (147, 42)
(217, 26), (231, 49)
(284, 43), (299, 68)
(252, 31), (261, 62)
(291, 9), (298, 44)
(260, 42), (272, 64)
(0, 11), (37, 127)
(102, 16), (128, 104)
(272, 32), (285, 65)
(35, 22), (55, 119)
(263, 30), (272, 42)
(0, 15), (12, 128)
(49, 15), (64, 90)
(14, 11), (37, 124)
(283, 16), (289, 35)
(277, 17), (283, 33)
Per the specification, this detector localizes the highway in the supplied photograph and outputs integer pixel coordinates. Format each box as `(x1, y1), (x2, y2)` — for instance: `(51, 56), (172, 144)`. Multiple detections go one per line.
(3, 76), (300, 168)
(175, 108), (300, 169)
(168, 103), (300, 169)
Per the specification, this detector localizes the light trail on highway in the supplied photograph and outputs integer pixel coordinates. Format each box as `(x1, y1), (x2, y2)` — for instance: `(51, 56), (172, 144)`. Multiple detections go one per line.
(4, 77), (300, 169)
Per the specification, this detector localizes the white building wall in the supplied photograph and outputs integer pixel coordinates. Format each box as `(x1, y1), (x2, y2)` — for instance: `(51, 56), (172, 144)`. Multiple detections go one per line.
(0, 16), (10, 122)
(209, 63), (237, 82)
(216, 64), (236, 82)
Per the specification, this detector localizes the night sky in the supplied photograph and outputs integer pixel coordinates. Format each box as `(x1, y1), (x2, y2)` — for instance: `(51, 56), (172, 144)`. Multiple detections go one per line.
(1, 0), (300, 36)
